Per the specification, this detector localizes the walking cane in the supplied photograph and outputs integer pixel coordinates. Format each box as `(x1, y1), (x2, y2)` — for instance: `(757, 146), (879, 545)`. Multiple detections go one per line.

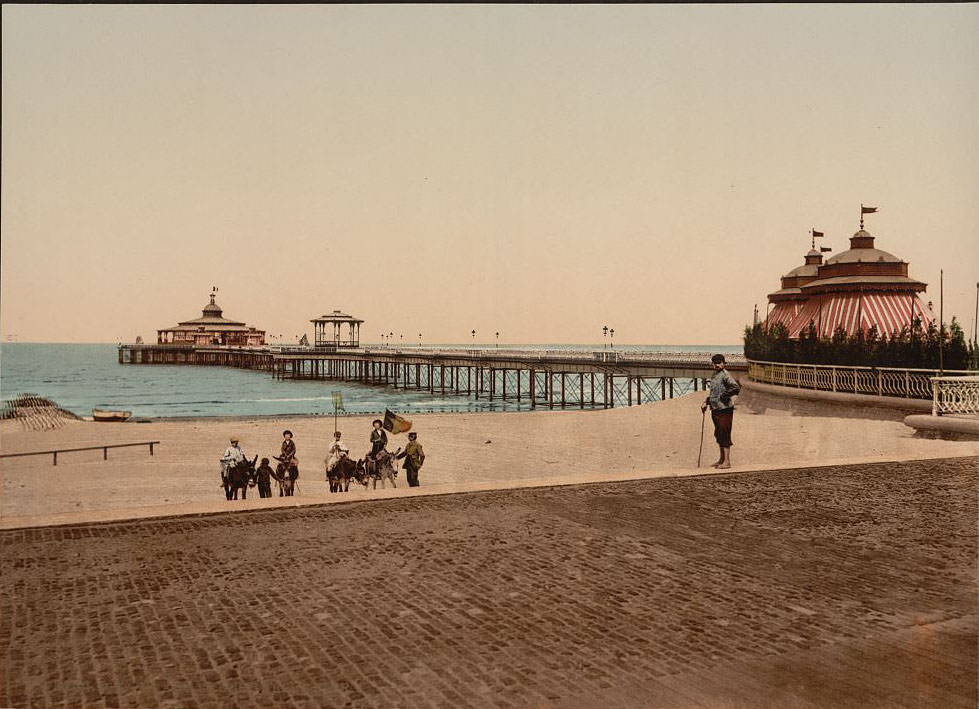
(697, 406), (706, 468)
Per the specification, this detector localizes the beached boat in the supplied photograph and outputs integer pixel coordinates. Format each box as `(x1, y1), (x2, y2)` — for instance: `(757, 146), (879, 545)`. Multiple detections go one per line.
(92, 408), (132, 422)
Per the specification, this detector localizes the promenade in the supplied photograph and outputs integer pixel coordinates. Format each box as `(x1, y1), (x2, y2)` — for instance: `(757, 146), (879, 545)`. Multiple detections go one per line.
(2, 457), (975, 708)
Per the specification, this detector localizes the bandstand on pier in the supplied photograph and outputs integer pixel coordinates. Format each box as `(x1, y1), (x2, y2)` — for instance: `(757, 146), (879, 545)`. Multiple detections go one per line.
(117, 345), (744, 409)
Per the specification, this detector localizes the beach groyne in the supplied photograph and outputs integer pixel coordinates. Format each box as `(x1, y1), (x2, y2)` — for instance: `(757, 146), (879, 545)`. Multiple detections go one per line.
(0, 394), (80, 431)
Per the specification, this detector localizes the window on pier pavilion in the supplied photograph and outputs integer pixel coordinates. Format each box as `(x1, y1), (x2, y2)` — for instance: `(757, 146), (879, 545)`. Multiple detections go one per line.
(311, 310), (363, 350)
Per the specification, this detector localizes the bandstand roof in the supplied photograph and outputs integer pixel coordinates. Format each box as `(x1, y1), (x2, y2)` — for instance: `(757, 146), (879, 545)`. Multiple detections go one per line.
(311, 310), (364, 324)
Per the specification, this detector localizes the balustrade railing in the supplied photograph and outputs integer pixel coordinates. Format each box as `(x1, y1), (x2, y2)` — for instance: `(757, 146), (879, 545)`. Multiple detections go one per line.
(931, 376), (979, 416)
(748, 359), (975, 402)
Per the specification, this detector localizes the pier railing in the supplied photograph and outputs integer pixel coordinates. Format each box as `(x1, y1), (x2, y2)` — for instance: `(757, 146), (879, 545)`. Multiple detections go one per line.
(931, 376), (979, 416)
(361, 347), (747, 366)
(748, 359), (975, 401)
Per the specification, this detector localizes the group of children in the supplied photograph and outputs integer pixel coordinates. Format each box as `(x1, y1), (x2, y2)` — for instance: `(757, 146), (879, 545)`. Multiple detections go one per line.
(221, 422), (426, 498)
(325, 419), (426, 487)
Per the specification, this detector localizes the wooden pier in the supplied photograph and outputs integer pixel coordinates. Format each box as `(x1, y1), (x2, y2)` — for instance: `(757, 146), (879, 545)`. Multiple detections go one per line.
(118, 345), (746, 409)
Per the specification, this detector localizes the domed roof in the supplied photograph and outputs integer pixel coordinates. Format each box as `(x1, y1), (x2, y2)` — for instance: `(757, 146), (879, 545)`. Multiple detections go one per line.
(785, 263), (819, 278)
(825, 248), (902, 265)
(823, 229), (904, 265)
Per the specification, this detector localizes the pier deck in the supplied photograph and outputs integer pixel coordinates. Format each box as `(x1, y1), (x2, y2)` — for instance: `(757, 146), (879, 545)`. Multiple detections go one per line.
(118, 345), (746, 408)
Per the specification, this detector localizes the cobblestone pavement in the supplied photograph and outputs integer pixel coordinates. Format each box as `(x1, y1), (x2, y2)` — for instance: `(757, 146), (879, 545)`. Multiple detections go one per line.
(1, 458), (976, 709)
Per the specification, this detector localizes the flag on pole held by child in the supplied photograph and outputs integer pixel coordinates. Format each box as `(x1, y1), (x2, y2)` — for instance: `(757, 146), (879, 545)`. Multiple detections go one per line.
(383, 409), (412, 434)
(332, 392), (345, 412)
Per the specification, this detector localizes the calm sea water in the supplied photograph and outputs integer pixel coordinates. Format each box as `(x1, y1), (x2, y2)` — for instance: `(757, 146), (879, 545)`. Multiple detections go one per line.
(0, 343), (742, 419)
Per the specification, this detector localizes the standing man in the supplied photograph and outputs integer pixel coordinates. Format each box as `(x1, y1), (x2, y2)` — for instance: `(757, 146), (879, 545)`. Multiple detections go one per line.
(395, 431), (426, 487)
(701, 354), (741, 469)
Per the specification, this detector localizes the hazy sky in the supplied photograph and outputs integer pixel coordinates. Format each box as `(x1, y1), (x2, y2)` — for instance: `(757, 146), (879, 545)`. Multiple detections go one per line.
(2, 4), (977, 345)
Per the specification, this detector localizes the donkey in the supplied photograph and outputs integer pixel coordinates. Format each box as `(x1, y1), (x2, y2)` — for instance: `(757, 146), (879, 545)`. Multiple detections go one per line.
(274, 460), (299, 497)
(328, 456), (368, 493)
(365, 448), (401, 490)
(224, 455), (258, 500)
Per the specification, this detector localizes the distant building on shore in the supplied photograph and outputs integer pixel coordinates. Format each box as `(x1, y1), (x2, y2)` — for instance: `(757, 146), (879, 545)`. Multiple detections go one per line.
(766, 223), (934, 339)
(157, 291), (266, 346)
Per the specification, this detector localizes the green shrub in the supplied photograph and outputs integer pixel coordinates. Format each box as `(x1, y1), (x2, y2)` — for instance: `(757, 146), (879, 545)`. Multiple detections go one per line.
(744, 317), (974, 370)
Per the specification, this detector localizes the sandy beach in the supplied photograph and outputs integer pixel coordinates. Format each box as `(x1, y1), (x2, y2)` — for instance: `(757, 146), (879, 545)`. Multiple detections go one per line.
(2, 392), (976, 529)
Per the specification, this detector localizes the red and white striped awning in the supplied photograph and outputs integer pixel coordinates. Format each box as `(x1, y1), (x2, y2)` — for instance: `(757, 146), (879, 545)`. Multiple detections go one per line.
(784, 298), (822, 338)
(765, 302), (800, 330)
(786, 292), (933, 339)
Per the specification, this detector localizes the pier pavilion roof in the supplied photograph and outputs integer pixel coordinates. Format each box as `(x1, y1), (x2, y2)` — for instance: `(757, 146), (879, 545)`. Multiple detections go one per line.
(157, 292), (266, 345)
(165, 293), (250, 330)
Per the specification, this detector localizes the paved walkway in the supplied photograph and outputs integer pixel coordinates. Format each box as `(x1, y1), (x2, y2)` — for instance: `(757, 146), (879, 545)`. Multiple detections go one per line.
(1, 458), (976, 708)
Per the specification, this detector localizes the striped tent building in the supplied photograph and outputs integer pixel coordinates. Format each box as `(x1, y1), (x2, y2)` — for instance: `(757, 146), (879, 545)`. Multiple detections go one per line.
(766, 228), (934, 339)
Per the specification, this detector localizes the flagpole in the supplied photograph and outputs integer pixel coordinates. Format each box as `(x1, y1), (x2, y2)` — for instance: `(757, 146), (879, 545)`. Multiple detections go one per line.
(939, 269), (944, 375)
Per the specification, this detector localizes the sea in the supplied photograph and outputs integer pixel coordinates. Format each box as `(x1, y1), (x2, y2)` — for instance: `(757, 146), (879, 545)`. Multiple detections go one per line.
(0, 343), (743, 419)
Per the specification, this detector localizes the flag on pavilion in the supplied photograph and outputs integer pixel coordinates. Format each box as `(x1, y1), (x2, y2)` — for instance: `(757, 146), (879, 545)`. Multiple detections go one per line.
(383, 409), (412, 434)
(820, 246), (833, 253)
(812, 229), (824, 238)
(861, 205), (877, 214)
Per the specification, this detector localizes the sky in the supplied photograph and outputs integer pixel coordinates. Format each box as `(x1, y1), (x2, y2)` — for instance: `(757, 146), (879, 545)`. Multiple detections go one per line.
(2, 4), (977, 345)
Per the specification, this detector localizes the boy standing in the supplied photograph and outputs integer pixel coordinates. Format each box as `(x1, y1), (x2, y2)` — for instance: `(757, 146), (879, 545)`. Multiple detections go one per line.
(701, 354), (741, 469)
(256, 457), (274, 498)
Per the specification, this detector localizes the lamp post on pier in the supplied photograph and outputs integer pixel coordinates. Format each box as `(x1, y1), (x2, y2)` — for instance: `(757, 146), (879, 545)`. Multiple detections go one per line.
(418, 333), (422, 347)
(603, 325), (608, 349)
(495, 331), (499, 348)
(974, 282), (978, 345)
(610, 328), (615, 350)
(472, 329), (476, 347)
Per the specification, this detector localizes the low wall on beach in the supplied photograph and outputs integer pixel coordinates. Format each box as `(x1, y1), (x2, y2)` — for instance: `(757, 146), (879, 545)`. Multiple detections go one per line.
(737, 378), (931, 422)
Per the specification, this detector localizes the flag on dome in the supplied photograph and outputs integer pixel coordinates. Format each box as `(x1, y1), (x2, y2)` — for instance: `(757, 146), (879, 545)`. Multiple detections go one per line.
(861, 205), (877, 214)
